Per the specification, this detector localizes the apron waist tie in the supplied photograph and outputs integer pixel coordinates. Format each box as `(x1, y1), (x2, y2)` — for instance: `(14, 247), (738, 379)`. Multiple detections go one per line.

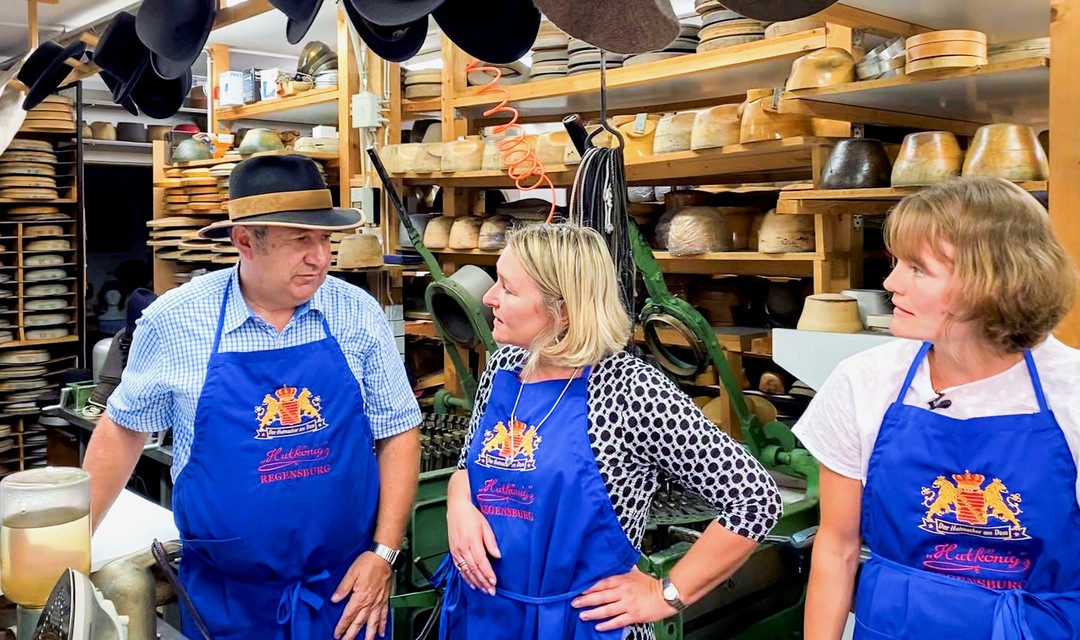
(870, 554), (1080, 640)
(431, 558), (587, 606)
(277, 570), (331, 638)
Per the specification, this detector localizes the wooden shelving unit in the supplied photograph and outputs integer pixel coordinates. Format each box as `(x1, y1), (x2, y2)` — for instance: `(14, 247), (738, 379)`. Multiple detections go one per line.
(776, 182), (1049, 215)
(214, 86), (339, 125)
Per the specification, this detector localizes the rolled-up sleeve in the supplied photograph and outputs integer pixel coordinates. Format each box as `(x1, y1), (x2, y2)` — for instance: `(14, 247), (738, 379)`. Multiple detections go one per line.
(627, 367), (783, 542)
(106, 321), (172, 433)
(356, 309), (421, 439)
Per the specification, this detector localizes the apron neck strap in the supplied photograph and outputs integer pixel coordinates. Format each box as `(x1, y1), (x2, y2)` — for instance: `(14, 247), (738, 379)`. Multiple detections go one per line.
(896, 342), (932, 403)
(212, 272), (333, 355)
(211, 275), (233, 354)
(1023, 350), (1050, 413)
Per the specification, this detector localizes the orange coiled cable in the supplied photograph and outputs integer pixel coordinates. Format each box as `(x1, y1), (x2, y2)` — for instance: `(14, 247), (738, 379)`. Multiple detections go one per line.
(465, 60), (557, 223)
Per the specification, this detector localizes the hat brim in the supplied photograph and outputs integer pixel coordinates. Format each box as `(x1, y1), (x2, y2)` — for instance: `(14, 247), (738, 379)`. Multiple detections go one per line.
(198, 207), (364, 239)
(131, 68), (191, 120)
(286, 0), (325, 45)
(21, 41), (87, 110)
(101, 71), (139, 116)
(136, 0), (216, 79)
(352, 0), (445, 27)
(433, 0), (539, 64)
(716, 0), (838, 21)
(533, 0), (677, 55)
(344, 2), (427, 62)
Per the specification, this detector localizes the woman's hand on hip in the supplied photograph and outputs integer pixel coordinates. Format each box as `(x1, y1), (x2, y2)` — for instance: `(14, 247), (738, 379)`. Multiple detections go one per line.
(331, 551), (393, 640)
(572, 567), (677, 631)
(447, 497), (501, 595)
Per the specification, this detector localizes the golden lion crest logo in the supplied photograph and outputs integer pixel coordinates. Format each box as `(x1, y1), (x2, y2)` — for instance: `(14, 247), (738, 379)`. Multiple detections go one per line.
(254, 385), (328, 440)
(476, 417), (541, 471)
(919, 472), (1029, 540)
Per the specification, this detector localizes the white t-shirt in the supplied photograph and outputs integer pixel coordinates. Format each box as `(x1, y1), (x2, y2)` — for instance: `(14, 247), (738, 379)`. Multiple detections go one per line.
(792, 336), (1080, 503)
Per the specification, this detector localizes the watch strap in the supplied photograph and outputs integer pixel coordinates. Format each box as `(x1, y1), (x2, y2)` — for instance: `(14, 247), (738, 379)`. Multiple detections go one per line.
(371, 542), (402, 570)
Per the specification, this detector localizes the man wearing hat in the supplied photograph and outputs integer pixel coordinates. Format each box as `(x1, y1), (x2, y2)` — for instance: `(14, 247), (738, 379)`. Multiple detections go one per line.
(83, 154), (421, 640)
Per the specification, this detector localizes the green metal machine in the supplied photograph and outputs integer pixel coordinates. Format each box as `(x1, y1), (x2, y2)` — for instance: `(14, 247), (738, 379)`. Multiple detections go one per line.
(367, 147), (498, 414)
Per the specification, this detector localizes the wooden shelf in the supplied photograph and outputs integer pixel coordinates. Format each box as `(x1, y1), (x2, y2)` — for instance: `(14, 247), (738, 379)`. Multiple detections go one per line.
(163, 148), (339, 170)
(0, 336), (78, 349)
(403, 98), (442, 115)
(452, 30), (828, 119)
(215, 87), (339, 124)
(377, 137), (829, 188)
(432, 248), (819, 277)
(776, 181), (1048, 214)
(781, 58), (1050, 134)
(0, 199), (77, 204)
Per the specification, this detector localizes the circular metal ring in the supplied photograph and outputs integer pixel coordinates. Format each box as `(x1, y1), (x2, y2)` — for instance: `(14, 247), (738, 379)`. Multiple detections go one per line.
(641, 311), (708, 377)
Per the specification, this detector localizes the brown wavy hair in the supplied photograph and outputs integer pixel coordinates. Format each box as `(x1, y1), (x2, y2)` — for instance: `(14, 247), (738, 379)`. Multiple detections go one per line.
(884, 177), (1076, 352)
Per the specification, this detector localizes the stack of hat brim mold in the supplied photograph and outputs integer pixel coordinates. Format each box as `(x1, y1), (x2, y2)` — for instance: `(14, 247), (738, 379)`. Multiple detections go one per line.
(856, 37), (907, 80)
(19, 95), (76, 133)
(0, 139), (63, 201)
(0, 348), (68, 412)
(467, 60), (530, 86)
(626, 21), (701, 66)
(988, 37), (1049, 64)
(19, 222), (75, 340)
(530, 21), (570, 81)
(566, 39), (626, 76)
(905, 30), (987, 75)
(765, 13), (829, 39)
(696, 12), (766, 53)
(403, 69), (442, 100)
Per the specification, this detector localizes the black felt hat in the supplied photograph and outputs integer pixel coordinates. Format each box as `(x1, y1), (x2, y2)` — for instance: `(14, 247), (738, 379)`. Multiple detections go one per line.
(135, 0), (217, 80)
(711, 0), (839, 21)
(532, 0), (677, 54)
(433, 0), (540, 64)
(17, 40), (87, 110)
(344, 0), (428, 63)
(90, 13), (150, 110)
(130, 67), (192, 120)
(351, 0), (445, 27)
(199, 154), (363, 239)
(268, 0), (326, 45)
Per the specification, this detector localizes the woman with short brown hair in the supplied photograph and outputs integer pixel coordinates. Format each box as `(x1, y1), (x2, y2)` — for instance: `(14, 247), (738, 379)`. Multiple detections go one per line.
(796, 177), (1080, 640)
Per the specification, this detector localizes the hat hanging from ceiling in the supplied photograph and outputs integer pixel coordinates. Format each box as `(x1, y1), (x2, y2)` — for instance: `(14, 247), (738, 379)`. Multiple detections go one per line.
(713, 0), (840, 21)
(532, 0), (677, 55)
(433, 0), (540, 64)
(343, 0), (428, 63)
(135, 0), (217, 80)
(17, 40), (87, 110)
(89, 12), (150, 113)
(268, 0), (326, 44)
(131, 67), (192, 119)
(350, 0), (445, 26)
(199, 154), (364, 239)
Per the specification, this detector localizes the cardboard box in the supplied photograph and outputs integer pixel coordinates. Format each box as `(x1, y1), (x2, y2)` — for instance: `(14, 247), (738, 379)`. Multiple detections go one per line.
(218, 71), (245, 107)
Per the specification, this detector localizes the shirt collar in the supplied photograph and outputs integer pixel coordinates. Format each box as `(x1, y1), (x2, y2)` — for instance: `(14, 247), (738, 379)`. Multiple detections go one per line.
(220, 266), (327, 335)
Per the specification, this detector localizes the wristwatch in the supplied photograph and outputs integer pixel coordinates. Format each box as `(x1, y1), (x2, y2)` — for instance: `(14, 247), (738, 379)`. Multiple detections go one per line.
(370, 543), (403, 571)
(661, 578), (686, 612)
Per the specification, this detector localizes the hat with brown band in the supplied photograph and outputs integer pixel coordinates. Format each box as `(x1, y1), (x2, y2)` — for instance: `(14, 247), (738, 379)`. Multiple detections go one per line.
(198, 154), (363, 239)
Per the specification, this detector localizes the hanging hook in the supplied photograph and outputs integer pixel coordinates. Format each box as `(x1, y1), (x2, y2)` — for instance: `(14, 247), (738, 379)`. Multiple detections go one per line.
(585, 50), (623, 150)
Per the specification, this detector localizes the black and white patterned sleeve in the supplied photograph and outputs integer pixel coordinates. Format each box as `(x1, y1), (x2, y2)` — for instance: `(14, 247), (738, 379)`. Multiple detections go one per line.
(620, 356), (783, 542)
(456, 346), (528, 469)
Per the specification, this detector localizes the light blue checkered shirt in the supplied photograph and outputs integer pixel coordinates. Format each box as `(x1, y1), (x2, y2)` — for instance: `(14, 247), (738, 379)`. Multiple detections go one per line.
(107, 266), (421, 480)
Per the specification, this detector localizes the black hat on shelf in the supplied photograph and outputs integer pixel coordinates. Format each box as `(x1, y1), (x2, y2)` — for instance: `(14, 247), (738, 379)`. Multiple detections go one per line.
(350, 0), (445, 27)
(17, 40), (88, 110)
(433, 0), (540, 64)
(344, 0), (428, 63)
(532, 0), (677, 55)
(710, 0), (839, 21)
(135, 0), (217, 81)
(131, 67), (192, 120)
(199, 154), (364, 239)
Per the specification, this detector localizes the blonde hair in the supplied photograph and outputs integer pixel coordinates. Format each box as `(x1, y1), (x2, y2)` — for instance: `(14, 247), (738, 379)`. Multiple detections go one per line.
(505, 223), (632, 374)
(884, 177), (1076, 352)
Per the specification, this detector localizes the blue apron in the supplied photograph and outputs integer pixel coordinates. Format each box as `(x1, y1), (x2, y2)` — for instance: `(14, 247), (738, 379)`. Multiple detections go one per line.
(172, 276), (381, 640)
(432, 366), (641, 639)
(855, 342), (1080, 639)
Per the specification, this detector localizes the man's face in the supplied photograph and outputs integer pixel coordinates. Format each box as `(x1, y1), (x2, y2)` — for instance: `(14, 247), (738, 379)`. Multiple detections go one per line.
(235, 226), (333, 307)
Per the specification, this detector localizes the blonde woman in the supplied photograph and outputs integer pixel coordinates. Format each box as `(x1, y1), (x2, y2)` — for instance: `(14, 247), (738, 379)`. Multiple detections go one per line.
(795, 177), (1080, 640)
(431, 223), (782, 639)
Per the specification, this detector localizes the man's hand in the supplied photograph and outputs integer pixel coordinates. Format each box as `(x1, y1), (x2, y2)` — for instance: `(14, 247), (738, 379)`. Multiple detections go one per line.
(571, 567), (677, 631)
(331, 551), (393, 640)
